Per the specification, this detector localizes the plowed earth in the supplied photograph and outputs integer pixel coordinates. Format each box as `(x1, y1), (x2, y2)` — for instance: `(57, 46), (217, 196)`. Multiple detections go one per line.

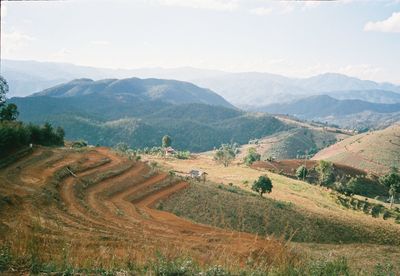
(0, 147), (288, 267)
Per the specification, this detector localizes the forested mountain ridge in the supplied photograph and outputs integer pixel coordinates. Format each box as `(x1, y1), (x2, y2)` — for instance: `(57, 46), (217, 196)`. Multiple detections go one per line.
(11, 78), (288, 151)
(31, 77), (234, 108)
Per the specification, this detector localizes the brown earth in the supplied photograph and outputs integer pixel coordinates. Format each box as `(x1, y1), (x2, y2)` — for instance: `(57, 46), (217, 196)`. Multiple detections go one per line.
(0, 146), (290, 268)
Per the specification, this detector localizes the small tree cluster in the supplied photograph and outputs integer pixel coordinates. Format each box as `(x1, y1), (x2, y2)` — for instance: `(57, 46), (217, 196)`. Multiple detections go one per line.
(214, 143), (237, 167)
(0, 122), (65, 155)
(380, 168), (400, 209)
(243, 147), (261, 165)
(316, 160), (335, 186)
(0, 77), (65, 155)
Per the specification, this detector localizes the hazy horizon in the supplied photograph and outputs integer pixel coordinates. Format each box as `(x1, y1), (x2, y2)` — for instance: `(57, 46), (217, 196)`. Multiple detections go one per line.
(1, 0), (400, 84)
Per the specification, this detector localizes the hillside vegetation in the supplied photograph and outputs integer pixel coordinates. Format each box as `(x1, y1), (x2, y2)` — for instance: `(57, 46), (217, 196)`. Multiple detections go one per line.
(313, 124), (400, 175)
(12, 83), (290, 151)
(33, 77), (234, 108)
(238, 126), (349, 161)
(159, 181), (400, 244)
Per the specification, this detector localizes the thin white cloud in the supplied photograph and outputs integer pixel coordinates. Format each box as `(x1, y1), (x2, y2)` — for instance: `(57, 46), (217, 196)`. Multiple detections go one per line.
(91, 40), (110, 45)
(155, 0), (238, 11)
(338, 64), (383, 79)
(364, 12), (400, 33)
(51, 48), (71, 61)
(249, 7), (272, 16)
(2, 31), (35, 55)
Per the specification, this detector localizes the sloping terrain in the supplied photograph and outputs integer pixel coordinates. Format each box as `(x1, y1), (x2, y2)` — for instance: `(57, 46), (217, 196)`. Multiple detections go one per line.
(143, 152), (400, 271)
(313, 124), (400, 175)
(238, 117), (351, 160)
(0, 146), (288, 269)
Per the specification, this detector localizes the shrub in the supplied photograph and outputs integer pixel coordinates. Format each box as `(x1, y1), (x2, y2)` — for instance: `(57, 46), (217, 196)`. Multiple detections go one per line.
(243, 147), (261, 165)
(214, 143), (236, 167)
(252, 175), (273, 197)
(296, 165), (308, 180)
(316, 160), (335, 186)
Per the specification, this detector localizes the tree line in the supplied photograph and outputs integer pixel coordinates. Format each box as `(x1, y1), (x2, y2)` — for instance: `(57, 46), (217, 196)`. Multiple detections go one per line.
(0, 76), (65, 157)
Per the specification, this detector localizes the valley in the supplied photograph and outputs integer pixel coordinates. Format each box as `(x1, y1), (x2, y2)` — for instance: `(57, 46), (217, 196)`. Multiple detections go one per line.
(2, 1), (400, 274)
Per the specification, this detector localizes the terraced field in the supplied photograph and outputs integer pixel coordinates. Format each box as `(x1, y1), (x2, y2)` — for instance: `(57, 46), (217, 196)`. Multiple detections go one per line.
(0, 146), (289, 269)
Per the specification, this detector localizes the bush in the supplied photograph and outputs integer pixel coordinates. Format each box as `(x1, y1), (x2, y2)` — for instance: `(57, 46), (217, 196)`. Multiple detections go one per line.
(243, 147), (261, 165)
(252, 175), (273, 197)
(316, 160), (335, 186)
(72, 140), (88, 148)
(214, 143), (236, 167)
(296, 165), (308, 180)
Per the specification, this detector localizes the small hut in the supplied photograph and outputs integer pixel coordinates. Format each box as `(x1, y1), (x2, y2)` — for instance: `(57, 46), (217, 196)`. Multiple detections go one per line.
(164, 147), (175, 156)
(189, 169), (208, 182)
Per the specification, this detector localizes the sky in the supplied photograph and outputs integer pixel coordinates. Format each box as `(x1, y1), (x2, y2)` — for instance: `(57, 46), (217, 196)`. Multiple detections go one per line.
(1, 0), (400, 83)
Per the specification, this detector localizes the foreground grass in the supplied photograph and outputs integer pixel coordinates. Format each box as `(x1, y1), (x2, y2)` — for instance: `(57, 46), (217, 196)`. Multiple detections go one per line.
(0, 244), (396, 275)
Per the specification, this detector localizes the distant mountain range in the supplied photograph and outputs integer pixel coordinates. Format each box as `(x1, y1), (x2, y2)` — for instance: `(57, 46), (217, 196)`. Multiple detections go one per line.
(258, 95), (400, 117)
(3, 59), (400, 107)
(10, 77), (288, 151)
(256, 95), (400, 129)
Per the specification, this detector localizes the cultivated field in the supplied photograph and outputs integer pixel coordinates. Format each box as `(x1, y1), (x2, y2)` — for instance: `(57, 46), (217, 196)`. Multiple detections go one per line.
(313, 124), (400, 175)
(0, 146), (293, 272)
(1, 145), (400, 273)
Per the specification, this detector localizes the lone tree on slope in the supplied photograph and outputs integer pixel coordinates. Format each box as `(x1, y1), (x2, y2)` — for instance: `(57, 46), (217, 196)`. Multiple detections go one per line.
(296, 165), (308, 180)
(380, 167), (400, 209)
(214, 143), (236, 167)
(162, 135), (172, 148)
(244, 147), (261, 166)
(252, 175), (273, 197)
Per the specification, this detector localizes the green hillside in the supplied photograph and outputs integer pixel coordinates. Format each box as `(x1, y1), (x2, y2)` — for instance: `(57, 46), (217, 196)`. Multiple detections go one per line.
(12, 94), (289, 151)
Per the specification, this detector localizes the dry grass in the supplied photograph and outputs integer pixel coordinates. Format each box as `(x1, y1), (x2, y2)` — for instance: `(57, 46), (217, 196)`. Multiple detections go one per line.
(313, 124), (400, 175)
(0, 146), (297, 273)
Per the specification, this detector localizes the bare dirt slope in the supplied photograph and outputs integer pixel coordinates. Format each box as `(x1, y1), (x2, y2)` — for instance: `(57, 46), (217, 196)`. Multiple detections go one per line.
(0, 146), (287, 267)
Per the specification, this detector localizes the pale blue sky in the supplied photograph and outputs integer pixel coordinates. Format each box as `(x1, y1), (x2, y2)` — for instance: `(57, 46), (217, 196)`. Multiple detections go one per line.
(1, 0), (400, 83)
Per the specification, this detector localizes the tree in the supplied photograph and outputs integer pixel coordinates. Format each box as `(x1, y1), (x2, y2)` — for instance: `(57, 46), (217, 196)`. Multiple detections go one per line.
(243, 147), (261, 165)
(0, 103), (19, 121)
(380, 168), (400, 209)
(252, 175), (273, 197)
(316, 160), (335, 186)
(346, 177), (364, 196)
(0, 76), (8, 108)
(162, 135), (172, 148)
(296, 165), (308, 180)
(56, 127), (65, 140)
(214, 143), (236, 167)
